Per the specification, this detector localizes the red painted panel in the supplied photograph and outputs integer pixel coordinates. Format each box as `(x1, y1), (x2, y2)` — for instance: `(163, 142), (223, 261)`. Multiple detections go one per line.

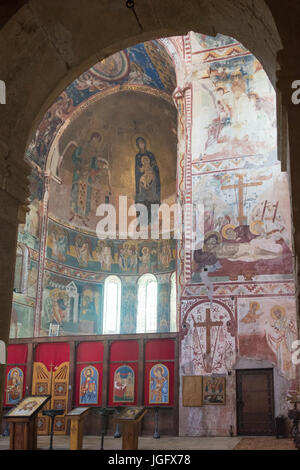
(144, 361), (174, 406)
(145, 339), (175, 361)
(110, 340), (139, 362)
(76, 341), (104, 362)
(35, 343), (70, 370)
(7, 344), (28, 364)
(4, 345), (28, 406)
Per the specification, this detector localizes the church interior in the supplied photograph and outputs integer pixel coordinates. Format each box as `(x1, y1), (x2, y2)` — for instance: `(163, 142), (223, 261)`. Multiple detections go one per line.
(1, 0), (300, 451)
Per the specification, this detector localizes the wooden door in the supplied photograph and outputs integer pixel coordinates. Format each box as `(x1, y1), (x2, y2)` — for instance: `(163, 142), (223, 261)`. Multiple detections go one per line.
(32, 362), (51, 435)
(32, 361), (69, 435)
(51, 361), (69, 435)
(236, 369), (275, 435)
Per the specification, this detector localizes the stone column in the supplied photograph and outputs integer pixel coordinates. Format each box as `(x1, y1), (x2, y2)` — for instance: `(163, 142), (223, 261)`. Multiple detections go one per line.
(0, 140), (30, 427)
(277, 51), (300, 343)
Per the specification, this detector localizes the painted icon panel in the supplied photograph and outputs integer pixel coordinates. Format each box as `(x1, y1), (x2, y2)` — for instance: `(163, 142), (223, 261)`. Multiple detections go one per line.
(79, 365), (99, 404)
(149, 363), (169, 404)
(113, 365), (135, 403)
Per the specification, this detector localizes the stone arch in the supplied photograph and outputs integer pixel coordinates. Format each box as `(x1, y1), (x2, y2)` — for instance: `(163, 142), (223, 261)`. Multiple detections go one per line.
(0, 0), (283, 196)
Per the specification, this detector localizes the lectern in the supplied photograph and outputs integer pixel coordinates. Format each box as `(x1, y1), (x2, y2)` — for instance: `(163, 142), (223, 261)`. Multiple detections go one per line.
(5, 395), (51, 450)
(113, 406), (147, 450)
(66, 407), (90, 450)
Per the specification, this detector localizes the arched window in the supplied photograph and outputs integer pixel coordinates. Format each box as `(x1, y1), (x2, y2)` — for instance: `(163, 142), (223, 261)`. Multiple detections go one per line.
(170, 272), (177, 332)
(103, 276), (121, 334)
(137, 274), (157, 333)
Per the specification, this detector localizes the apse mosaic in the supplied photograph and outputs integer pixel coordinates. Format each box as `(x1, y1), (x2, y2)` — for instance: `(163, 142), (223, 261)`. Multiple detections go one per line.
(47, 90), (176, 234)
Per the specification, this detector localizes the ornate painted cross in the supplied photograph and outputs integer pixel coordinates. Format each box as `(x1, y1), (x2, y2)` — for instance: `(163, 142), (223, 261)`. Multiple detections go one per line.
(221, 174), (263, 226)
(193, 308), (223, 355)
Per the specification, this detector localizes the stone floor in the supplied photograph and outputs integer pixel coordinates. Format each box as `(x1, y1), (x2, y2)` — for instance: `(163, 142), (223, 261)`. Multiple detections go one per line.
(0, 435), (296, 451)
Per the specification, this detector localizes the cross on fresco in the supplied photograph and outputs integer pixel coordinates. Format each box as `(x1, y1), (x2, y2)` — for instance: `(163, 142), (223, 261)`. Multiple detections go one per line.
(192, 308), (223, 355)
(221, 174), (263, 226)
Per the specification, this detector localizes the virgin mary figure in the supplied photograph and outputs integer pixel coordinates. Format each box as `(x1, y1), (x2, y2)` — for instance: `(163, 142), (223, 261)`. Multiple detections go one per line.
(135, 137), (160, 216)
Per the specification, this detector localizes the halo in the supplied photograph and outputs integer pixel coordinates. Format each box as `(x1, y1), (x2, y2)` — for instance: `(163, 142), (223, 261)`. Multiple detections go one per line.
(90, 51), (130, 82)
(87, 129), (102, 142)
(221, 224), (236, 240)
(131, 132), (151, 153)
(249, 301), (260, 310)
(204, 231), (222, 243)
(84, 367), (94, 378)
(271, 305), (286, 320)
(250, 220), (264, 235)
(152, 364), (165, 378)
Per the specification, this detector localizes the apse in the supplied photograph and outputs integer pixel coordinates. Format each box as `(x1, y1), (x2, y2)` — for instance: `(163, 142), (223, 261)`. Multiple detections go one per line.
(14, 39), (178, 338)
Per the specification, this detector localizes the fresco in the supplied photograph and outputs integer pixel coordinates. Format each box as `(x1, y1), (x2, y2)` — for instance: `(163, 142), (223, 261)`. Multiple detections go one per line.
(181, 300), (236, 375)
(41, 271), (103, 336)
(238, 297), (297, 380)
(47, 91), (176, 234)
(149, 363), (169, 404)
(26, 41), (176, 170)
(113, 365), (135, 402)
(79, 366), (99, 404)
(192, 166), (293, 281)
(191, 36), (276, 162)
(157, 283), (170, 333)
(120, 282), (137, 334)
(10, 302), (34, 338)
(135, 136), (160, 212)
(47, 219), (176, 275)
(18, 168), (43, 251)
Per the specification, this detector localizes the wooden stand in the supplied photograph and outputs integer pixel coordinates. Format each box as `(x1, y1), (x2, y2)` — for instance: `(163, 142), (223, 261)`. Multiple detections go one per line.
(7, 416), (38, 450)
(113, 407), (147, 450)
(66, 407), (90, 450)
(5, 395), (51, 450)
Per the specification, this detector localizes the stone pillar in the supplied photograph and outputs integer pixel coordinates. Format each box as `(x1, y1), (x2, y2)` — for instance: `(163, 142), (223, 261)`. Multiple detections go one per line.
(277, 52), (300, 341)
(0, 191), (25, 425)
(0, 140), (30, 427)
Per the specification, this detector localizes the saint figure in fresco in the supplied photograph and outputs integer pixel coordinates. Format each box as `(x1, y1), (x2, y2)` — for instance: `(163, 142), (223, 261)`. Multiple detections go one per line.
(267, 306), (297, 378)
(80, 366), (98, 404)
(70, 132), (103, 226)
(135, 137), (160, 215)
(49, 225), (68, 262)
(74, 235), (91, 268)
(241, 301), (264, 324)
(44, 288), (70, 326)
